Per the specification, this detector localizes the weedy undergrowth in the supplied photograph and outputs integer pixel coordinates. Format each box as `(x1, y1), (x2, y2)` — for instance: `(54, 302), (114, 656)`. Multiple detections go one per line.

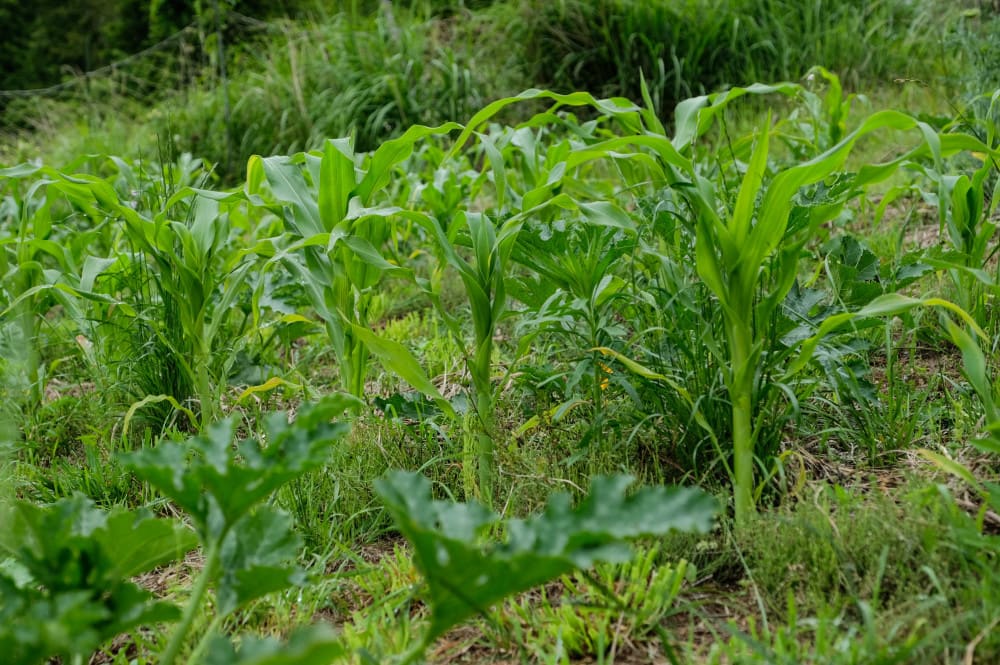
(0, 391), (717, 663)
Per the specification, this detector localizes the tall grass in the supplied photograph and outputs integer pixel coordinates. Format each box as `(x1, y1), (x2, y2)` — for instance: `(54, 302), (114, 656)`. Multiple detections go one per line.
(516, 0), (952, 116)
(158, 6), (493, 181)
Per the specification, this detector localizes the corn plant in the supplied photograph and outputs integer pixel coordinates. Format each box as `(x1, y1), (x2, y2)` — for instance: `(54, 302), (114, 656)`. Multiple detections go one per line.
(0, 165), (111, 412)
(685, 111), (992, 524)
(246, 127), (458, 400)
(915, 157), (1000, 330)
(497, 82), (996, 524)
(0, 159), (259, 431)
(412, 107), (635, 504)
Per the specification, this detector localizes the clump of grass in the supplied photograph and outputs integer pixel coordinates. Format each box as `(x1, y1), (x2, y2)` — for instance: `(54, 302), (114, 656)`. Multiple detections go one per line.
(738, 483), (967, 618)
(156, 6), (495, 182)
(515, 0), (953, 116)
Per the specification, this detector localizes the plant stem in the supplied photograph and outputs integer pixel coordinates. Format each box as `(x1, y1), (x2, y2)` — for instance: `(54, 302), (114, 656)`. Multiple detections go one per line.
(195, 353), (214, 429)
(186, 613), (224, 665)
(160, 541), (220, 665)
(729, 320), (755, 528)
(474, 340), (495, 508)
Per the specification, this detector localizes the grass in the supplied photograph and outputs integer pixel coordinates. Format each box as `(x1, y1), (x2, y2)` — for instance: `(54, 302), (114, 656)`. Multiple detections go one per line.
(3, 0), (1000, 663)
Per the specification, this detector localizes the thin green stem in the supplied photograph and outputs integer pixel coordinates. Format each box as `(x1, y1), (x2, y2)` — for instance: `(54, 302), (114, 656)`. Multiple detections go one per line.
(160, 541), (220, 665)
(398, 632), (435, 665)
(186, 612), (225, 665)
(195, 352), (214, 429)
(728, 319), (755, 528)
(475, 381), (495, 509)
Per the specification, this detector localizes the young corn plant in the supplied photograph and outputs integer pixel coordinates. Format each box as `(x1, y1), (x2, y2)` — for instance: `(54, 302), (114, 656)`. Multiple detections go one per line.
(11, 156), (262, 431)
(547, 80), (995, 524)
(687, 111), (972, 525)
(412, 105), (636, 504)
(246, 127), (458, 400)
(109, 187), (254, 429)
(0, 169), (57, 411)
(921, 157), (1000, 329)
(415, 206), (522, 506)
(0, 164), (111, 413)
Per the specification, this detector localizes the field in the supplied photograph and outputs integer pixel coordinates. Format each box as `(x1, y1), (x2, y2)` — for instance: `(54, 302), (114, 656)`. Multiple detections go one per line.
(2, 1), (1000, 663)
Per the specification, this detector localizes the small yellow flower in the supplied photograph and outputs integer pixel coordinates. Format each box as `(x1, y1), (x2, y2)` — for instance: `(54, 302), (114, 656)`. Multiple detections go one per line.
(598, 362), (612, 390)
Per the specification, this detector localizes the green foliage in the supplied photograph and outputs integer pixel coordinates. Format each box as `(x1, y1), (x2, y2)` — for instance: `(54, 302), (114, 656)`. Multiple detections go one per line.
(0, 495), (196, 665)
(376, 470), (717, 648)
(123, 394), (357, 540)
(122, 394), (357, 664)
(165, 7), (488, 181)
(203, 625), (347, 665)
(516, 0), (947, 115)
(246, 128), (456, 400)
(7, 37), (1000, 661)
(499, 545), (692, 660)
(0, 0), (310, 91)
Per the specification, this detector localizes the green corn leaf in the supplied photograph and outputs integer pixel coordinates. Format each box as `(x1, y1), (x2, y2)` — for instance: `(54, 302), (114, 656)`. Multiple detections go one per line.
(78, 255), (119, 293)
(943, 316), (1000, 424)
(319, 138), (357, 229)
(252, 155), (323, 237)
(789, 295), (984, 377)
(918, 449), (986, 496)
(446, 89), (638, 161)
(478, 131), (509, 212)
(673, 82), (801, 149)
(356, 122), (462, 203)
(578, 201), (635, 231)
(350, 324), (456, 419)
(376, 471), (716, 643)
(731, 116), (771, 243)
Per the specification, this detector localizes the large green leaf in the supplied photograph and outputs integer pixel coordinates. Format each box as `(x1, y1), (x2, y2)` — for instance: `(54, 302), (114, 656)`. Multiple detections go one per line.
(350, 324), (456, 418)
(376, 472), (716, 642)
(0, 495), (195, 594)
(216, 507), (304, 616)
(319, 138), (357, 229)
(0, 496), (194, 663)
(122, 395), (358, 540)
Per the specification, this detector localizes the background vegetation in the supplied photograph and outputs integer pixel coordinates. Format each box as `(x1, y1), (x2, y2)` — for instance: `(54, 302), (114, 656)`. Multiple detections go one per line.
(3, 0), (1000, 663)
